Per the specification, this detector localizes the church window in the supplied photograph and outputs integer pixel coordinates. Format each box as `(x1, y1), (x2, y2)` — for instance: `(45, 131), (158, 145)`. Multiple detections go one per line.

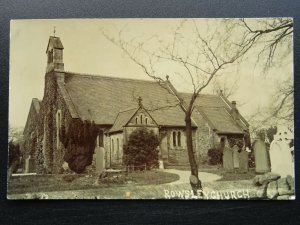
(135, 117), (138, 124)
(98, 130), (104, 147)
(56, 110), (62, 149)
(220, 137), (225, 148)
(111, 139), (114, 154)
(140, 114), (143, 124)
(177, 132), (181, 147)
(116, 138), (120, 159)
(145, 117), (148, 125)
(173, 131), (176, 147)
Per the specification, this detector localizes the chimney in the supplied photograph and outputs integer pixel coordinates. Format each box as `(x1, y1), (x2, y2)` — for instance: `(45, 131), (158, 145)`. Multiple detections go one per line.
(231, 101), (239, 120)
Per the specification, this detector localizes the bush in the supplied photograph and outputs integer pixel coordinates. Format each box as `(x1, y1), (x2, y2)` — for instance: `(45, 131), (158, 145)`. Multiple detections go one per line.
(207, 147), (223, 165)
(123, 128), (159, 170)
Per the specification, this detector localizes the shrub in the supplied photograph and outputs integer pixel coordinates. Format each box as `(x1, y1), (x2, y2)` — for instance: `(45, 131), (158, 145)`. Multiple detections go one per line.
(123, 128), (159, 170)
(207, 147), (223, 165)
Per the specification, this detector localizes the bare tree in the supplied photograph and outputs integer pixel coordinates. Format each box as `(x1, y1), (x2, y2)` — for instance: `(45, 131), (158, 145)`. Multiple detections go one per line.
(103, 18), (293, 194)
(240, 18), (293, 125)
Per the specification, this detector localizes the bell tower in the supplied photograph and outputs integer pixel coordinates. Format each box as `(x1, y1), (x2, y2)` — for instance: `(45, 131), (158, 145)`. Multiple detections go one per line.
(46, 32), (64, 72)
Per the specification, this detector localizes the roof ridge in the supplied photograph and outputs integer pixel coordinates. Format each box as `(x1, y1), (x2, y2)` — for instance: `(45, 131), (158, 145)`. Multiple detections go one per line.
(118, 107), (138, 113)
(179, 92), (219, 97)
(59, 70), (158, 83)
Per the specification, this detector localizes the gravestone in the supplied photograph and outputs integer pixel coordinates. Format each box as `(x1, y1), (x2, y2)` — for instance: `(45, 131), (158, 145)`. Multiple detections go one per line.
(223, 146), (233, 170)
(253, 140), (270, 173)
(269, 126), (294, 177)
(238, 149), (249, 173)
(232, 145), (240, 169)
(95, 146), (105, 174)
(270, 141), (294, 177)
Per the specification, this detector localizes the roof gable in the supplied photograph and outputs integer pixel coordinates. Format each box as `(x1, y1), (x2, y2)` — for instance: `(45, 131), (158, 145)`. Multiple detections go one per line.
(109, 105), (158, 133)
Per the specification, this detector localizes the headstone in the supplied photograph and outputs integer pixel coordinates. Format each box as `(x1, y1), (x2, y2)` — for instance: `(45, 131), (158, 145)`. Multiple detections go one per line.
(253, 139), (270, 173)
(232, 145), (240, 169)
(238, 149), (249, 173)
(223, 146), (233, 170)
(24, 157), (30, 173)
(159, 160), (164, 169)
(95, 146), (105, 174)
(270, 141), (294, 177)
(270, 126), (294, 177)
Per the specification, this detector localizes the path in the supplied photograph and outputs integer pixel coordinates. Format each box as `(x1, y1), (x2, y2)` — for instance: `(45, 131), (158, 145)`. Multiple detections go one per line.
(163, 169), (222, 184)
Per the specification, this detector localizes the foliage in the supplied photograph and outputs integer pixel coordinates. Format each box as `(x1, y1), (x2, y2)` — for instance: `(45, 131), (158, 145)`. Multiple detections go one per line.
(227, 134), (244, 150)
(60, 119), (98, 173)
(123, 128), (159, 169)
(248, 151), (255, 168)
(266, 126), (277, 144)
(207, 147), (223, 165)
(8, 141), (21, 169)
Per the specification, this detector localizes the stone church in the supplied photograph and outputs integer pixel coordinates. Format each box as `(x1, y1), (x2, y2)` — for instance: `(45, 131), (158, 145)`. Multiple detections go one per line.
(23, 36), (250, 174)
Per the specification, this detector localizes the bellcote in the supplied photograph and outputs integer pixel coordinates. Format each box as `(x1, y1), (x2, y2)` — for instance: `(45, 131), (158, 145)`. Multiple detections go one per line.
(46, 36), (64, 72)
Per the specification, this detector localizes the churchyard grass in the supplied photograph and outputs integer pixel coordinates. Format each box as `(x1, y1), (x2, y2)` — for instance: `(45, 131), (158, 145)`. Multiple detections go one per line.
(7, 170), (180, 194)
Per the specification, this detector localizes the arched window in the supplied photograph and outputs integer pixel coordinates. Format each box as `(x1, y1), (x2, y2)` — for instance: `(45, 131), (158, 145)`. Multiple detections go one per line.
(177, 132), (181, 147)
(140, 114), (143, 124)
(145, 117), (148, 124)
(56, 110), (61, 149)
(111, 139), (114, 154)
(220, 137), (225, 148)
(135, 117), (138, 124)
(98, 130), (104, 147)
(116, 138), (119, 159)
(173, 131), (176, 147)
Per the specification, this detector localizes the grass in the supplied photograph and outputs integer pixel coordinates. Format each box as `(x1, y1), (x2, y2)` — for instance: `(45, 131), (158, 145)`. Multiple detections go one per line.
(207, 168), (257, 181)
(7, 170), (179, 194)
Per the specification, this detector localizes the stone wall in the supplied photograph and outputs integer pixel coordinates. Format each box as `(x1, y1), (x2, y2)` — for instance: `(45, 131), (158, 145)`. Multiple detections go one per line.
(35, 71), (73, 174)
(253, 173), (295, 200)
(23, 101), (39, 170)
(192, 110), (214, 164)
(109, 132), (123, 165)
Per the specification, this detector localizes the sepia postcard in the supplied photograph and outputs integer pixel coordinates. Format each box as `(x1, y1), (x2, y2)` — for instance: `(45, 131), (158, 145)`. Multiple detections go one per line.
(8, 18), (295, 200)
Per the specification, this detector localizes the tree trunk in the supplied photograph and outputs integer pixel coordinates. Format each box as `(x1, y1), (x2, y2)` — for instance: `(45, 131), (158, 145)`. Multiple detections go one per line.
(185, 113), (203, 196)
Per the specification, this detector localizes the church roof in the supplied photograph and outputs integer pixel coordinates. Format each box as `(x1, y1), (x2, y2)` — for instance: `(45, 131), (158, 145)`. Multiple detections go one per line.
(109, 108), (138, 133)
(62, 72), (187, 127)
(180, 93), (248, 134)
(46, 36), (64, 52)
(57, 71), (248, 132)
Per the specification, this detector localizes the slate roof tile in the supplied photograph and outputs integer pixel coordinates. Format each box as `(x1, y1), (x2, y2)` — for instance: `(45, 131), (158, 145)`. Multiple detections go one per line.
(64, 72), (186, 126)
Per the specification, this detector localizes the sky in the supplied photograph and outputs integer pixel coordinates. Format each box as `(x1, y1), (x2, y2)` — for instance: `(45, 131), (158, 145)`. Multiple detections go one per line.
(9, 19), (293, 128)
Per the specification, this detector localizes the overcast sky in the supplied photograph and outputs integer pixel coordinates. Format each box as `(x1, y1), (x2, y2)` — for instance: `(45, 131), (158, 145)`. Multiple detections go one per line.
(9, 19), (293, 128)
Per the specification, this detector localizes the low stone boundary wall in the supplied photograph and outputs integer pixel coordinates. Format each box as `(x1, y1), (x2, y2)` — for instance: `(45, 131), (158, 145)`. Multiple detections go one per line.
(253, 172), (295, 200)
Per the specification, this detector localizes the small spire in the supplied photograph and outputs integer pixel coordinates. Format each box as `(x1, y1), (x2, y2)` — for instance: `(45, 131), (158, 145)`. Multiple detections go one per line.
(53, 26), (56, 37)
(138, 96), (143, 107)
(166, 75), (169, 81)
